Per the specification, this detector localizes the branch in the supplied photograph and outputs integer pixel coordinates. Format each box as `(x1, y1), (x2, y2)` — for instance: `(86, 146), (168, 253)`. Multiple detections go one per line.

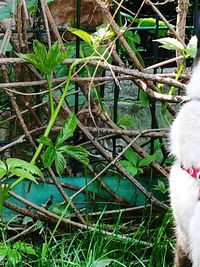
(53, 94), (168, 209)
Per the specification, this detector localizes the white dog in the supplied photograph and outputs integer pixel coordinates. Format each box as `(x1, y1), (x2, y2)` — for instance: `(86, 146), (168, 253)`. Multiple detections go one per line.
(169, 23), (200, 266)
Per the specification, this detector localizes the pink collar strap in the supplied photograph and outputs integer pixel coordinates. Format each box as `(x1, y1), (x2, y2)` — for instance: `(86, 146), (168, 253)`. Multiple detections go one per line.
(182, 166), (200, 181)
(182, 166), (200, 201)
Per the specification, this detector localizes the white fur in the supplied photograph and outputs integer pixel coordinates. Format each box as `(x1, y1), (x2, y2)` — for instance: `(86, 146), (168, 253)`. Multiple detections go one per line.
(186, 62), (200, 100)
(170, 59), (200, 266)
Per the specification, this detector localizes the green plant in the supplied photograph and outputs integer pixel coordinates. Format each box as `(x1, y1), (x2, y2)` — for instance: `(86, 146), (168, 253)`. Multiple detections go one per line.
(117, 115), (135, 128)
(0, 158), (42, 208)
(149, 210), (173, 266)
(38, 113), (89, 176)
(154, 35), (197, 59)
(0, 241), (37, 265)
(137, 18), (168, 37)
(119, 148), (157, 176)
(2, 210), (173, 266)
(154, 179), (168, 195)
(68, 23), (115, 51)
(118, 13), (169, 66)
(17, 41), (69, 116)
(154, 35), (197, 126)
(17, 41), (99, 167)
(67, 24), (115, 110)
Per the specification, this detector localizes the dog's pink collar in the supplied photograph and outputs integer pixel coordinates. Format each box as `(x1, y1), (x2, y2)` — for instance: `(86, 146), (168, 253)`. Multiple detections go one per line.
(182, 166), (200, 201)
(182, 166), (200, 180)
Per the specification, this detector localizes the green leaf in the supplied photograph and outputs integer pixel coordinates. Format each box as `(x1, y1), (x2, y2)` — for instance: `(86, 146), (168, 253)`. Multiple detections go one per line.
(7, 249), (21, 264)
(10, 168), (37, 183)
(27, 0), (37, 13)
(154, 179), (167, 194)
(123, 148), (140, 166)
(55, 152), (66, 176)
(59, 145), (89, 166)
(125, 31), (140, 45)
(132, 32), (141, 44)
(0, 161), (7, 179)
(41, 242), (48, 263)
(123, 31), (144, 66)
(68, 27), (92, 46)
(91, 23), (115, 47)
(138, 154), (156, 167)
(43, 147), (56, 168)
(56, 113), (77, 146)
(13, 242), (36, 256)
(28, 0), (54, 13)
(33, 40), (47, 60)
(0, 187), (10, 208)
(154, 37), (184, 52)
(124, 31), (137, 51)
(0, 245), (8, 261)
(17, 40), (68, 76)
(26, 40), (48, 74)
(6, 158), (43, 177)
(117, 115), (134, 128)
(16, 52), (36, 65)
(119, 160), (139, 176)
(38, 136), (54, 147)
(139, 90), (149, 107)
(46, 41), (69, 73)
(138, 18), (168, 37)
(185, 35), (197, 58)
(0, 168), (6, 179)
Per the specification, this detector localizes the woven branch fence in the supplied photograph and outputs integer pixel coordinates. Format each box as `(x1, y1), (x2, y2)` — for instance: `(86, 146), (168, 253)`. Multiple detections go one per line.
(0, 0), (197, 233)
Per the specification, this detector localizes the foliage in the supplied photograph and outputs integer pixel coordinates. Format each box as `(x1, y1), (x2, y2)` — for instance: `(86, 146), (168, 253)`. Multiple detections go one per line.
(154, 35), (197, 58)
(119, 148), (157, 176)
(118, 14), (169, 66)
(137, 18), (168, 37)
(154, 179), (168, 195)
(17, 41), (69, 76)
(0, 241), (37, 265)
(154, 35), (197, 126)
(0, 158), (42, 209)
(139, 90), (150, 107)
(67, 23), (115, 50)
(0, 158), (42, 187)
(17, 41), (98, 170)
(0, 210), (174, 266)
(117, 115), (135, 128)
(17, 40), (69, 116)
(38, 113), (89, 176)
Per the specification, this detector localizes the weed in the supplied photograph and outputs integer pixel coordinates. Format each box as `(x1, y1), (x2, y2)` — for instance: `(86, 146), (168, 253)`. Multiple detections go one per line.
(0, 210), (174, 267)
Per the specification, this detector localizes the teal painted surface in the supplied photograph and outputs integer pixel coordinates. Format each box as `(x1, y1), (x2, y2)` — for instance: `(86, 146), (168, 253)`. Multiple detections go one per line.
(3, 176), (167, 219)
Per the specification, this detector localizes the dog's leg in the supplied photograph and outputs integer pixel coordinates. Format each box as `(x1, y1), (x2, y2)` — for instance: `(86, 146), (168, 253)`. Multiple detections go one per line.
(175, 226), (192, 267)
(175, 244), (191, 267)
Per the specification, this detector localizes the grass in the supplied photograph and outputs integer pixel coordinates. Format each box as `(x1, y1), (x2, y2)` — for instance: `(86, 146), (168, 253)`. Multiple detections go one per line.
(0, 209), (175, 267)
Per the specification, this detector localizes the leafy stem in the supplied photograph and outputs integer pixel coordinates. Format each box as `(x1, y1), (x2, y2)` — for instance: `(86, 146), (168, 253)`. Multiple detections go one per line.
(169, 56), (186, 95)
(161, 56), (186, 127)
(46, 74), (54, 116)
(31, 56), (100, 164)
(154, 36), (196, 127)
